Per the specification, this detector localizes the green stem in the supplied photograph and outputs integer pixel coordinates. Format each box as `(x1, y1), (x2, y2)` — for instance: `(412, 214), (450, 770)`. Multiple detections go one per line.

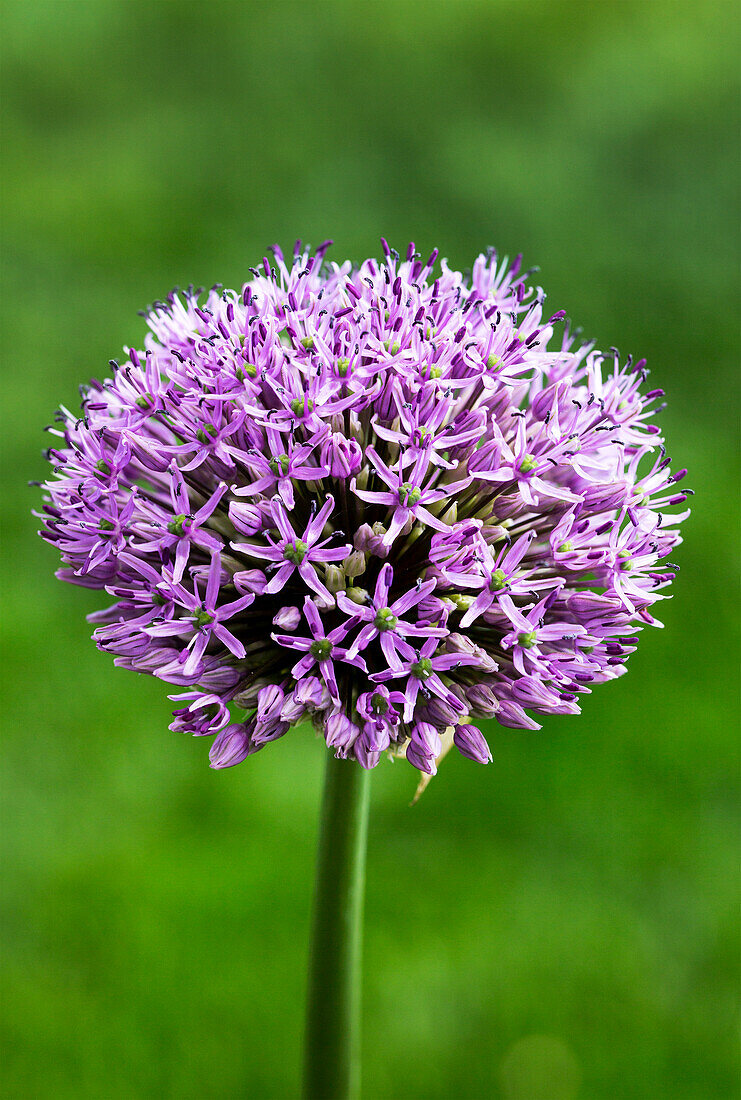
(303, 751), (371, 1100)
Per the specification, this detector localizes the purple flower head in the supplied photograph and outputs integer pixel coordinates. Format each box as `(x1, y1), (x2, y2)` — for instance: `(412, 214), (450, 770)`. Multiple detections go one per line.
(38, 241), (688, 774)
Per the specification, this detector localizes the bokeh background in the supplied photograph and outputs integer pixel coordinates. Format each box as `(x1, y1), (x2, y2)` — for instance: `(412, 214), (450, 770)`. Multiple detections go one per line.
(2, 2), (739, 1098)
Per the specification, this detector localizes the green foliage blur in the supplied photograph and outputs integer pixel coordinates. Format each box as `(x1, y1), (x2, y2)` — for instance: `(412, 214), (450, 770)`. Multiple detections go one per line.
(2, 2), (738, 1097)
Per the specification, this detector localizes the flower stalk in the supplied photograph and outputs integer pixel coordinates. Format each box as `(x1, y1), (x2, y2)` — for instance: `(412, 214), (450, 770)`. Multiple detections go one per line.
(303, 751), (371, 1100)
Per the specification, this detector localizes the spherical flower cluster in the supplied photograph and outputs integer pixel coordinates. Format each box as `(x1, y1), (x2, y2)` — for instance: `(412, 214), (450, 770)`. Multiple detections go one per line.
(37, 241), (690, 774)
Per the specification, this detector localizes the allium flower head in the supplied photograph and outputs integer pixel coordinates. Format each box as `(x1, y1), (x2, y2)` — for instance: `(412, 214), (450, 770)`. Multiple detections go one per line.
(37, 240), (690, 773)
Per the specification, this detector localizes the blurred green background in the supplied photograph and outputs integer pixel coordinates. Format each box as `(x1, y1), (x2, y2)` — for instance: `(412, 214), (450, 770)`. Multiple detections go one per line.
(2, 1), (738, 1097)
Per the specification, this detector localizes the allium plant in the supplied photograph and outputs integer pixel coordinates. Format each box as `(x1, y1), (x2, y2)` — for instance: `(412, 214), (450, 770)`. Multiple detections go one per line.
(37, 240), (689, 1098)
(38, 240), (689, 772)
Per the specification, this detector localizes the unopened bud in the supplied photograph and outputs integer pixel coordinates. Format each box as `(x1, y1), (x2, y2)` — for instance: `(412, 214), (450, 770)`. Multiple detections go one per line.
(324, 565), (345, 593)
(272, 605), (301, 630)
(229, 500), (266, 536)
(295, 676), (328, 709)
(320, 432), (363, 478)
(355, 729), (383, 769)
(252, 720), (289, 747)
(280, 694), (306, 723)
(233, 569), (267, 595)
(324, 712), (359, 755)
(233, 678), (270, 707)
(353, 524), (375, 553)
(209, 723), (254, 769)
(344, 585), (369, 605)
(343, 550), (366, 579)
(464, 684), (500, 718)
(446, 633), (498, 673)
(361, 721), (391, 753)
(449, 592), (475, 611)
(453, 723), (492, 764)
(411, 721), (443, 757)
(406, 740), (437, 775)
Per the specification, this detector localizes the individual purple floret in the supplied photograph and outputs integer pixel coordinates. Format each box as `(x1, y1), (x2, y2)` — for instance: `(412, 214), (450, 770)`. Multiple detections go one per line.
(272, 596), (365, 703)
(37, 240), (689, 774)
(235, 495), (350, 603)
